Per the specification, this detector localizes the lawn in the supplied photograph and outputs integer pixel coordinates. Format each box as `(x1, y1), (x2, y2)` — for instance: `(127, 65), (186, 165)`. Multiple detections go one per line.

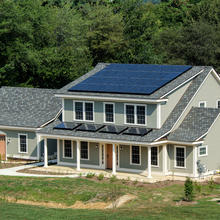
(0, 175), (219, 219)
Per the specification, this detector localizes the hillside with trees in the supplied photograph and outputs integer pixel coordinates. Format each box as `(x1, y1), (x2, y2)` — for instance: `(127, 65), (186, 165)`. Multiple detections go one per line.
(0, 0), (219, 89)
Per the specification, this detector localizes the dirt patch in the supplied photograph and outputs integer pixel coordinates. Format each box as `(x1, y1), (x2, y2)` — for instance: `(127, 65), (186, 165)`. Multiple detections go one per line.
(0, 163), (24, 169)
(175, 200), (198, 206)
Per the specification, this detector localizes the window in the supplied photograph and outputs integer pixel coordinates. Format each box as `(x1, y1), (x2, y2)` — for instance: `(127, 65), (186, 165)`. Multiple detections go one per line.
(199, 101), (206, 108)
(104, 103), (114, 123)
(151, 147), (158, 166)
(19, 134), (27, 153)
(125, 104), (146, 125)
(198, 145), (208, 157)
(64, 140), (72, 158)
(216, 100), (220, 109)
(131, 145), (141, 165)
(74, 101), (94, 121)
(81, 141), (89, 160)
(175, 147), (185, 168)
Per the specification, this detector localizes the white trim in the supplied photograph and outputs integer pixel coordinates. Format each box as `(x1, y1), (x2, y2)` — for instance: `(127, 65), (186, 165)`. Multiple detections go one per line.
(154, 68), (213, 141)
(80, 141), (90, 160)
(193, 146), (198, 178)
(63, 140), (73, 159)
(198, 145), (208, 157)
(116, 144), (120, 169)
(151, 146), (159, 167)
(112, 143), (116, 174)
(147, 146), (152, 178)
(40, 108), (62, 128)
(76, 140), (80, 171)
(62, 98), (65, 121)
(157, 103), (161, 128)
(104, 102), (115, 123)
(38, 133), (203, 147)
(130, 145), (141, 166)
(0, 125), (38, 131)
(160, 69), (204, 98)
(57, 139), (60, 164)
(162, 145), (168, 175)
(174, 146), (186, 169)
(73, 101), (95, 122)
(55, 94), (168, 104)
(216, 99), (220, 109)
(44, 137), (48, 167)
(199, 101), (207, 108)
(124, 103), (147, 126)
(211, 68), (220, 83)
(18, 133), (28, 154)
(37, 134), (41, 160)
(6, 154), (38, 160)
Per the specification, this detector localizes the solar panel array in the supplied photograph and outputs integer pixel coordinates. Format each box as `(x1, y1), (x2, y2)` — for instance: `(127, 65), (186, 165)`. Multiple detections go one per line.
(123, 127), (152, 136)
(99, 125), (127, 134)
(76, 124), (104, 132)
(54, 122), (80, 130)
(68, 64), (192, 95)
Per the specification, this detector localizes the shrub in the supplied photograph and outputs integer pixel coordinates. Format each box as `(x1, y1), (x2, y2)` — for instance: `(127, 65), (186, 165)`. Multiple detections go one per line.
(184, 177), (194, 201)
(208, 177), (215, 192)
(110, 175), (117, 183)
(86, 172), (95, 178)
(97, 173), (104, 181)
(194, 181), (202, 194)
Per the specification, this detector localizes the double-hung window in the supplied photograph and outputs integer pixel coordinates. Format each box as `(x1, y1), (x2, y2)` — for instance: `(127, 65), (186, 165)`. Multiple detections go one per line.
(198, 145), (208, 157)
(125, 104), (146, 125)
(81, 141), (89, 160)
(175, 147), (185, 168)
(131, 145), (141, 165)
(104, 103), (114, 123)
(74, 101), (94, 121)
(18, 134), (27, 153)
(151, 147), (158, 166)
(199, 101), (206, 108)
(63, 140), (72, 158)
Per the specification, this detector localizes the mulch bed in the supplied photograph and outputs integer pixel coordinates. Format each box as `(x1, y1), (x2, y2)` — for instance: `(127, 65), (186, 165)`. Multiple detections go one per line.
(0, 163), (24, 169)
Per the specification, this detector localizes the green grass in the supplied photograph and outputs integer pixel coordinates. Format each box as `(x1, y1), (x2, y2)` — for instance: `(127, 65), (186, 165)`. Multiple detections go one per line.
(0, 176), (219, 219)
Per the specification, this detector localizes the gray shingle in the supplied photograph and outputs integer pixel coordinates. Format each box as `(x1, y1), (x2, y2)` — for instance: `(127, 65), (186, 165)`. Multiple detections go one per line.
(0, 87), (62, 128)
(168, 107), (220, 142)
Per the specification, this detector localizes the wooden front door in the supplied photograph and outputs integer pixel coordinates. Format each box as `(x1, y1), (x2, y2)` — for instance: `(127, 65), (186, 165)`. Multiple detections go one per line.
(106, 144), (112, 169)
(0, 135), (6, 160)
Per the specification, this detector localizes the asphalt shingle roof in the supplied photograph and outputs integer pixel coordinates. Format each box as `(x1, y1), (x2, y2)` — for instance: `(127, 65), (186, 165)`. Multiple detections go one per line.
(0, 87), (62, 128)
(168, 107), (220, 142)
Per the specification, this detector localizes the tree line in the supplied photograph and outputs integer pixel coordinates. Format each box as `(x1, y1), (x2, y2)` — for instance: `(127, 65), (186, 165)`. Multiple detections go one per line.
(0, 0), (219, 89)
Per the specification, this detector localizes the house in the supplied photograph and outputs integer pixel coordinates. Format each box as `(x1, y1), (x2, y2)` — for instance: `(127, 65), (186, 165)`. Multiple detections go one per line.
(1, 63), (220, 179)
(0, 87), (62, 161)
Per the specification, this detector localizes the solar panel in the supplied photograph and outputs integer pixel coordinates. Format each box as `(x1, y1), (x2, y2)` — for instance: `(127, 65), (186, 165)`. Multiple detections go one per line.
(76, 123), (104, 132)
(123, 127), (152, 136)
(68, 64), (192, 95)
(54, 122), (80, 130)
(99, 125), (128, 134)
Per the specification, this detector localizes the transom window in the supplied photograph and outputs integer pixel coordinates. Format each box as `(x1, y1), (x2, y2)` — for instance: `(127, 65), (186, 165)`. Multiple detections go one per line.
(81, 141), (89, 160)
(175, 147), (185, 168)
(151, 147), (158, 166)
(217, 100), (220, 109)
(105, 103), (114, 123)
(198, 145), (208, 157)
(64, 140), (72, 158)
(125, 104), (146, 125)
(199, 101), (206, 108)
(18, 134), (27, 153)
(74, 101), (94, 121)
(131, 145), (141, 165)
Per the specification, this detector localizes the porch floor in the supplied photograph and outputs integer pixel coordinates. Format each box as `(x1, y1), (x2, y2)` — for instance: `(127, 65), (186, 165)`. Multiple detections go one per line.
(29, 165), (189, 183)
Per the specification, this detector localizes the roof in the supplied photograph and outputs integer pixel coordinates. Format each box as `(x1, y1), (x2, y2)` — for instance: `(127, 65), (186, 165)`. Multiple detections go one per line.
(168, 107), (220, 142)
(56, 63), (205, 99)
(0, 87), (62, 128)
(39, 66), (214, 143)
(68, 64), (192, 95)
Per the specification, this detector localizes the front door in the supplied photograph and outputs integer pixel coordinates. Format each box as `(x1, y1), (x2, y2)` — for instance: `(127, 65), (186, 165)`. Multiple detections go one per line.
(0, 135), (6, 160)
(106, 144), (112, 169)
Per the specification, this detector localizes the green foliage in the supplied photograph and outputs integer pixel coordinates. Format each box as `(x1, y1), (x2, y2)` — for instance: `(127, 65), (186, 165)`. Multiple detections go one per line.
(110, 175), (117, 183)
(86, 172), (95, 178)
(194, 181), (202, 194)
(97, 173), (104, 181)
(184, 177), (194, 201)
(208, 177), (215, 192)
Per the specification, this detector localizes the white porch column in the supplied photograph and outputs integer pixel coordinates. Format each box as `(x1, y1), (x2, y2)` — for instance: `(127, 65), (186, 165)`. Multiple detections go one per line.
(147, 146), (152, 178)
(44, 137), (48, 167)
(57, 139), (60, 164)
(76, 140), (80, 171)
(193, 145), (198, 178)
(37, 134), (41, 161)
(162, 144), (168, 175)
(112, 144), (116, 175)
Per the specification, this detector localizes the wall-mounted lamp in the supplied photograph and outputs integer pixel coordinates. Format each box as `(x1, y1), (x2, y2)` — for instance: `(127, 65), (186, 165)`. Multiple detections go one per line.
(120, 146), (123, 151)
(7, 138), (11, 144)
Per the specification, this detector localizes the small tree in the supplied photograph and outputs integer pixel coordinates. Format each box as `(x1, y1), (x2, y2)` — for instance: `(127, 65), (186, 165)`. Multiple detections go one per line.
(184, 177), (194, 201)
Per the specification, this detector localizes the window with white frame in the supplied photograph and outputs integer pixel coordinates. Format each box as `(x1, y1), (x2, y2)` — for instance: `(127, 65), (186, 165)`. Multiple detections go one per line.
(19, 134), (27, 153)
(105, 103), (114, 123)
(175, 147), (185, 168)
(217, 100), (220, 109)
(199, 101), (206, 108)
(125, 104), (146, 125)
(64, 140), (72, 158)
(81, 141), (89, 159)
(131, 145), (140, 165)
(198, 145), (208, 156)
(151, 147), (158, 166)
(74, 101), (94, 121)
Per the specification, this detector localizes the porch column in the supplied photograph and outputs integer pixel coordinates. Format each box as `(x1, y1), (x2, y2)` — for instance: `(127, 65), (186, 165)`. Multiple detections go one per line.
(112, 143), (116, 175)
(76, 140), (80, 171)
(57, 139), (60, 164)
(44, 137), (48, 167)
(162, 144), (168, 175)
(147, 146), (152, 178)
(193, 145), (198, 178)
